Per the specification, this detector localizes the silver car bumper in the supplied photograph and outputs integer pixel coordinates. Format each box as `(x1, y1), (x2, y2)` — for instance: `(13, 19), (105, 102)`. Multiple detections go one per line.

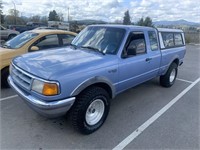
(8, 76), (75, 118)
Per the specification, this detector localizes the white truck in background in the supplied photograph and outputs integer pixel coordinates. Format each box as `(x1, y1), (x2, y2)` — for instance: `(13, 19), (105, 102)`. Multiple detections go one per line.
(48, 21), (69, 30)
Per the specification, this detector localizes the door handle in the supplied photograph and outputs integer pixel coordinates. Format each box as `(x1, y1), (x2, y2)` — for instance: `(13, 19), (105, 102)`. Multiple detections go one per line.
(146, 58), (152, 62)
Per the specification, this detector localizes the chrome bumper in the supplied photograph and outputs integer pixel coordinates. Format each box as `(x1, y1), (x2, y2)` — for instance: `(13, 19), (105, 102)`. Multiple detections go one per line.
(8, 76), (75, 118)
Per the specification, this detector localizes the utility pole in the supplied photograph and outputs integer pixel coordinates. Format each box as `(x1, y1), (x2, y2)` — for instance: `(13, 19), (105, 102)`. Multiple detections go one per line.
(68, 7), (69, 22)
(12, 1), (16, 25)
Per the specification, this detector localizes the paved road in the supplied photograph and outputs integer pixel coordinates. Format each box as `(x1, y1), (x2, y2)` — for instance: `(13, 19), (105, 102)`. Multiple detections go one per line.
(0, 45), (199, 150)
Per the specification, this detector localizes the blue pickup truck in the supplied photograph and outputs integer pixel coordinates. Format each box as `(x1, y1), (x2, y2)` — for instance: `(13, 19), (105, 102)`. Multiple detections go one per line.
(8, 25), (186, 134)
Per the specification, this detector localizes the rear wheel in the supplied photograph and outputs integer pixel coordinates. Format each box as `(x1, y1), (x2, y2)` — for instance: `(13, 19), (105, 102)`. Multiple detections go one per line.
(69, 86), (110, 134)
(1, 67), (10, 88)
(8, 34), (16, 40)
(160, 62), (178, 87)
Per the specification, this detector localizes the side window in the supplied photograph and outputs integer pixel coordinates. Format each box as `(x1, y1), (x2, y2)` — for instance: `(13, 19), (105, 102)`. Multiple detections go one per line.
(162, 33), (174, 48)
(125, 32), (146, 57)
(60, 34), (75, 46)
(174, 33), (183, 46)
(33, 34), (59, 50)
(148, 31), (158, 51)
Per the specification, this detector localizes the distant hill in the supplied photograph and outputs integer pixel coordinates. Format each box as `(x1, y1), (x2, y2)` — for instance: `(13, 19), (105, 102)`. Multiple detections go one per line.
(154, 19), (200, 27)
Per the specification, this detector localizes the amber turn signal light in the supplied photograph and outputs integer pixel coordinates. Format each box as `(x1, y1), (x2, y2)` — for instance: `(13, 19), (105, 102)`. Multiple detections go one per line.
(42, 83), (59, 96)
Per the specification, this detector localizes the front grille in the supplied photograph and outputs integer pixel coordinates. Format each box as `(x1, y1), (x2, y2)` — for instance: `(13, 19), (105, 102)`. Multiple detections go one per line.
(11, 64), (32, 90)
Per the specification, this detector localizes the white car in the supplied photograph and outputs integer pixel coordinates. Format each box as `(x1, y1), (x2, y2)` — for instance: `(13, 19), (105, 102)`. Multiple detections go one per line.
(0, 25), (19, 41)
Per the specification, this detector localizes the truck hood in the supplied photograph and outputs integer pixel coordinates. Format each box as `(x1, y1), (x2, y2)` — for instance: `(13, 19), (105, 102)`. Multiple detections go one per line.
(13, 47), (118, 80)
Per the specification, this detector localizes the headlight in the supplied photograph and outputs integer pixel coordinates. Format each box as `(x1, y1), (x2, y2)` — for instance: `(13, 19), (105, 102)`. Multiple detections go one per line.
(32, 79), (59, 96)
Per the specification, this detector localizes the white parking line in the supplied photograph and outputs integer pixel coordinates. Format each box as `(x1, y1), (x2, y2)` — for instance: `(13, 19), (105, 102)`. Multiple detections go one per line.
(0, 95), (18, 101)
(176, 78), (193, 84)
(113, 77), (200, 150)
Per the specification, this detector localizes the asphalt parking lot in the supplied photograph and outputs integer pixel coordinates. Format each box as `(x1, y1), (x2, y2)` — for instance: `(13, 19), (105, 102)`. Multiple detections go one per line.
(0, 44), (199, 150)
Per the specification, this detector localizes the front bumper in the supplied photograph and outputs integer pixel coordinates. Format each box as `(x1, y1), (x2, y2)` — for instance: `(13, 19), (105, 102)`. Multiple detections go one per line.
(8, 76), (75, 118)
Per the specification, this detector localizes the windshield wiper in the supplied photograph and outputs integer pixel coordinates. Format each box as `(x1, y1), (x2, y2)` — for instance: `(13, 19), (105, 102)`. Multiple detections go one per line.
(81, 46), (105, 55)
(69, 43), (77, 49)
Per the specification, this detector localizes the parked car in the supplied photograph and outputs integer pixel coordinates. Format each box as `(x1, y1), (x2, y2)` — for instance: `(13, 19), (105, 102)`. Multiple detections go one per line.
(1, 29), (77, 88)
(0, 25), (19, 40)
(8, 22), (48, 33)
(8, 25), (186, 134)
(8, 25), (32, 33)
(33, 27), (56, 30)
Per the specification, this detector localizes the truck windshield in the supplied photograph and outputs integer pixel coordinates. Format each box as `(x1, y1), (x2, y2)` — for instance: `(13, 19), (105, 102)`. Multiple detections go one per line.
(71, 26), (125, 54)
(3, 32), (39, 49)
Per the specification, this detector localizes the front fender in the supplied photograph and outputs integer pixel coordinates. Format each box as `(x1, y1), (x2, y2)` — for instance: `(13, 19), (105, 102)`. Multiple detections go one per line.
(70, 76), (115, 98)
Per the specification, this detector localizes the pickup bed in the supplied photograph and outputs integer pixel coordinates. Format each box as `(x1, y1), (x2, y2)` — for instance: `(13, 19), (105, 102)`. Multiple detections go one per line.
(8, 25), (186, 134)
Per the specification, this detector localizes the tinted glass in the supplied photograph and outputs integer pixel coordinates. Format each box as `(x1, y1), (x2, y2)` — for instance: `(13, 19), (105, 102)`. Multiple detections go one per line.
(126, 32), (146, 56)
(61, 34), (75, 46)
(72, 26), (126, 54)
(34, 34), (59, 49)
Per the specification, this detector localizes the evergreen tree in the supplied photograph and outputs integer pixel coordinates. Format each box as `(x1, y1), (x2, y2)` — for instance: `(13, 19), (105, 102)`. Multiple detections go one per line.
(0, 0), (4, 24)
(123, 10), (131, 25)
(137, 17), (144, 26)
(48, 10), (60, 21)
(136, 16), (154, 27)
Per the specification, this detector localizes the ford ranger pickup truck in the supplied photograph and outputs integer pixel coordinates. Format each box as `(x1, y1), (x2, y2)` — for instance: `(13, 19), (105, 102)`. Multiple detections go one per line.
(8, 25), (186, 134)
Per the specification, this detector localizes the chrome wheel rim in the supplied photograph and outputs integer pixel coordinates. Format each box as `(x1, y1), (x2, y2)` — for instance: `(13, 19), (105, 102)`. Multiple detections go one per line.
(170, 69), (176, 83)
(85, 99), (105, 126)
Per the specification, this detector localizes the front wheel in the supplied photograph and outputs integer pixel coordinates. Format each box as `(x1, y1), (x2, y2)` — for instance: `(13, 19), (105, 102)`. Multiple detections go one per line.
(8, 34), (17, 40)
(160, 62), (178, 87)
(69, 86), (110, 134)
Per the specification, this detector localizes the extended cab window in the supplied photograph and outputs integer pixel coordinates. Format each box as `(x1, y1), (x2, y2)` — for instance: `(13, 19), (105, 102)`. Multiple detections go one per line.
(124, 32), (146, 57)
(148, 31), (158, 51)
(33, 34), (59, 50)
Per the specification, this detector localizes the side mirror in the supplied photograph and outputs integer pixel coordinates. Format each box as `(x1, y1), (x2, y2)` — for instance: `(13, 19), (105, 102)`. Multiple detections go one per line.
(30, 46), (39, 51)
(127, 41), (137, 55)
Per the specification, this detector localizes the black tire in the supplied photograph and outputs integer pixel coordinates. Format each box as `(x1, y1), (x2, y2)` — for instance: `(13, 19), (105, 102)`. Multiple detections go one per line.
(160, 62), (178, 87)
(8, 34), (16, 40)
(69, 86), (110, 134)
(1, 67), (10, 88)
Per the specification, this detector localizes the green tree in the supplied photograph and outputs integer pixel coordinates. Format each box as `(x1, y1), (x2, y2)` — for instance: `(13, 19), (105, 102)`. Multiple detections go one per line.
(58, 13), (64, 22)
(8, 9), (20, 25)
(123, 10), (131, 25)
(0, 0), (4, 24)
(40, 16), (48, 24)
(4, 15), (25, 25)
(137, 17), (144, 26)
(48, 10), (60, 21)
(8, 9), (19, 17)
(136, 16), (154, 27)
(30, 15), (40, 22)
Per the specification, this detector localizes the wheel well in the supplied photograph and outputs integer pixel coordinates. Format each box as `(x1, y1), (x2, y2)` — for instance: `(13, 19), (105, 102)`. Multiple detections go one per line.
(1, 66), (9, 73)
(80, 82), (113, 99)
(8, 34), (17, 39)
(9, 34), (16, 36)
(173, 59), (179, 66)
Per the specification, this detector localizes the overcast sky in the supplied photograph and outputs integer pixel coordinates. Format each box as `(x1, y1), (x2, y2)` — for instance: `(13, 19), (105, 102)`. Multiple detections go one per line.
(2, 0), (200, 23)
